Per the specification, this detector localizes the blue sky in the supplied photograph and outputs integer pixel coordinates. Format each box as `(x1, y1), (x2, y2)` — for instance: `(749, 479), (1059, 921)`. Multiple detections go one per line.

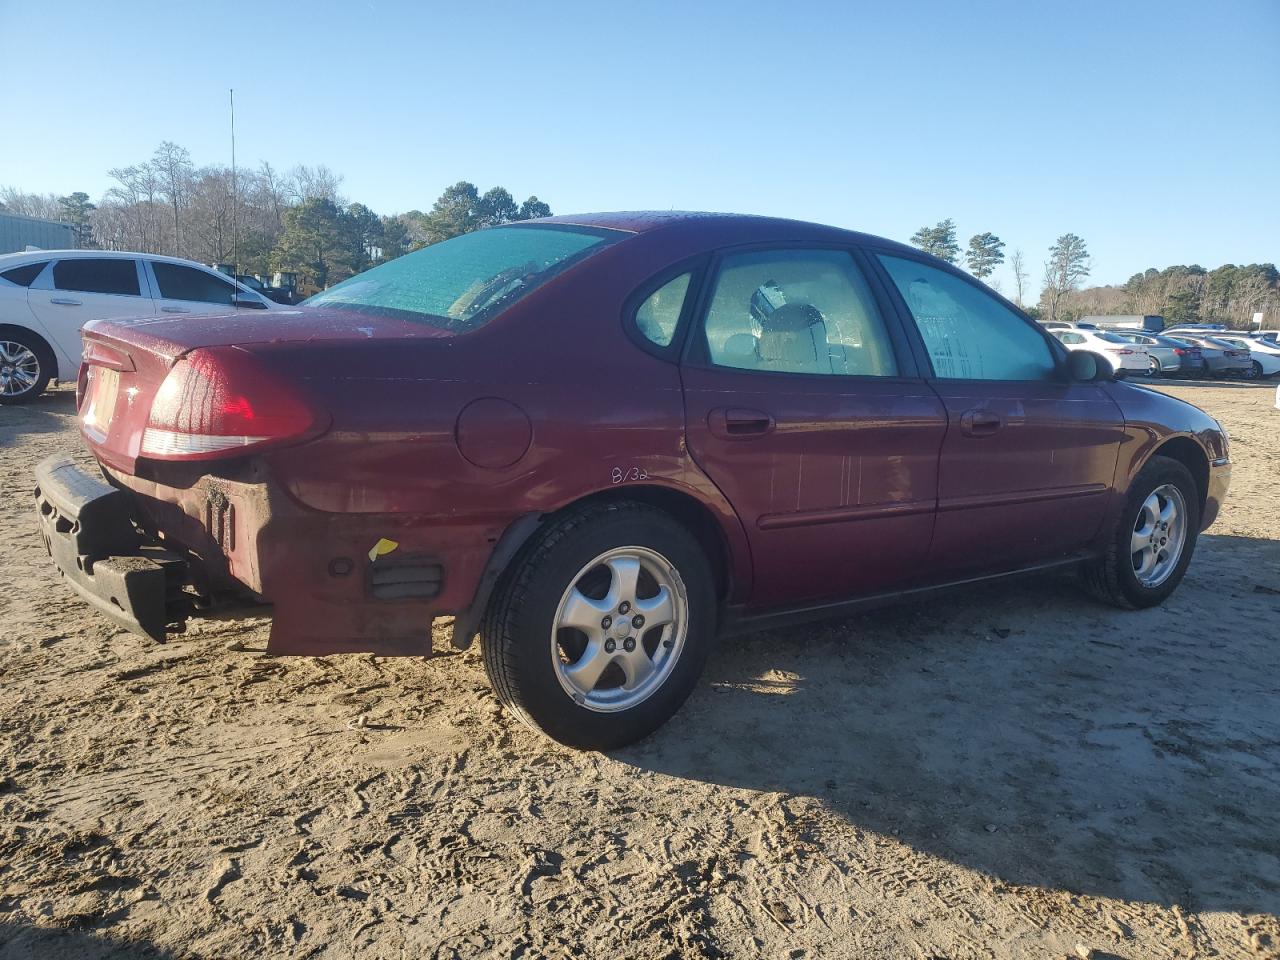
(2, 0), (1276, 291)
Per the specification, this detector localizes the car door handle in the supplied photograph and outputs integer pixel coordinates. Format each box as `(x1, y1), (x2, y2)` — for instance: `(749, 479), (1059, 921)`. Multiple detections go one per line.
(960, 408), (1003, 437)
(708, 407), (775, 439)
(161, 306), (190, 314)
(49, 297), (82, 306)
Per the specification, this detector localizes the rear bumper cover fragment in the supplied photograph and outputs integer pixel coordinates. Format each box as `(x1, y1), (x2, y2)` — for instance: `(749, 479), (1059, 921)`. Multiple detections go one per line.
(35, 455), (190, 641)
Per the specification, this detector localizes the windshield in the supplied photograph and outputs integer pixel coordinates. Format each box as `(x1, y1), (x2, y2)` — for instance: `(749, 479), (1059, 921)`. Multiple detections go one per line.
(304, 224), (625, 330)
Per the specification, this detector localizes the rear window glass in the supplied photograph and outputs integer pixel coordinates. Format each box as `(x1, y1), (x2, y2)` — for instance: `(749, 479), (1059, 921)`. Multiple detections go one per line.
(1, 261), (48, 286)
(305, 224), (625, 330)
(53, 258), (140, 296)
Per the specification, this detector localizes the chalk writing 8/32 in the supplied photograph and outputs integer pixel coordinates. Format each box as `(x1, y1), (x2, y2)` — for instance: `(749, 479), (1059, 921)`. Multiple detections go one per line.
(611, 465), (649, 484)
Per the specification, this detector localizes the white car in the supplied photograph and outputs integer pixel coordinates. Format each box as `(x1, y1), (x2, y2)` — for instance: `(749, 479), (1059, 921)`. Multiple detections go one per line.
(0, 250), (277, 403)
(1216, 334), (1280, 379)
(1051, 328), (1150, 377)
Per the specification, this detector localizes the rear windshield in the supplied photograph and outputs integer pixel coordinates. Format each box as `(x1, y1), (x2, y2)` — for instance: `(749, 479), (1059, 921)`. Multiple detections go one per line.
(304, 224), (625, 330)
(1096, 331), (1127, 343)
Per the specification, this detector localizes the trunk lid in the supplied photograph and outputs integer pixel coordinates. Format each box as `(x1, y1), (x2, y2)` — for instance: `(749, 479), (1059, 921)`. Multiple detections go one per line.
(79, 307), (447, 473)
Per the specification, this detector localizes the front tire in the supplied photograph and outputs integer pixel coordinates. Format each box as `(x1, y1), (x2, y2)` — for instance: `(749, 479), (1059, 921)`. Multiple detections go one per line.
(481, 501), (716, 750)
(0, 332), (53, 404)
(1081, 456), (1200, 609)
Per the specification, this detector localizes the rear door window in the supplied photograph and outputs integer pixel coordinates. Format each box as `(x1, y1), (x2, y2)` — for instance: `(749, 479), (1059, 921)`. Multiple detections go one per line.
(151, 262), (238, 305)
(700, 248), (899, 377)
(52, 258), (141, 297)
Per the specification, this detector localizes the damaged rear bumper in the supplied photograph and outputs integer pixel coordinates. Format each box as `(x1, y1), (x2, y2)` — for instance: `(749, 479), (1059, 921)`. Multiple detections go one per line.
(35, 455), (192, 641)
(34, 454), (500, 656)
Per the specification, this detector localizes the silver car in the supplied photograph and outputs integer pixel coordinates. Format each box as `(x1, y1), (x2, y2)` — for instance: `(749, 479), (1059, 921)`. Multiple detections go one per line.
(1166, 335), (1251, 378)
(1115, 332), (1184, 377)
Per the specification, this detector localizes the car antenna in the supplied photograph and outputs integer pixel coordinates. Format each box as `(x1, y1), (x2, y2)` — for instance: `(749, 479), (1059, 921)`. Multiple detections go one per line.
(230, 87), (239, 305)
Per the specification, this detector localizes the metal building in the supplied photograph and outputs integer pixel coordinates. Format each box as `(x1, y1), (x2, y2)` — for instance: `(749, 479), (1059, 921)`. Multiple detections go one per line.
(0, 212), (76, 254)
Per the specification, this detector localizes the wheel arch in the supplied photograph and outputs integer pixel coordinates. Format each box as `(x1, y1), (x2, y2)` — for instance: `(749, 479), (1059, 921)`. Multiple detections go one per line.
(0, 323), (60, 395)
(1147, 435), (1210, 515)
(0, 323), (58, 367)
(562, 484), (736, 605)
(451, 480), (748, 651)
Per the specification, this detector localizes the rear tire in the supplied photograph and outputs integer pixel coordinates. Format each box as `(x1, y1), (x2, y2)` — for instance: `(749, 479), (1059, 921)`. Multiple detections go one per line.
(1249, 360), (1263, 380)
(1147, 357), (1161, 378)
(481, 501), (716, 750)
(1081, 455), (1200, 609)
(0, 331), (53, 404)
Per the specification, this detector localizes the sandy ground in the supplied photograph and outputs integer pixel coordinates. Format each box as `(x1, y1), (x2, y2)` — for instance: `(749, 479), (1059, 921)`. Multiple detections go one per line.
(0, 380), (1278, 960)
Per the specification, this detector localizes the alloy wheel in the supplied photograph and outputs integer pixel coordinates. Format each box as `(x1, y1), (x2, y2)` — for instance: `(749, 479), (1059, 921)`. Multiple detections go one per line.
(551, 546), (688, 713)
(1131, 483), (1187, 588)
(0, 341), (40, 397)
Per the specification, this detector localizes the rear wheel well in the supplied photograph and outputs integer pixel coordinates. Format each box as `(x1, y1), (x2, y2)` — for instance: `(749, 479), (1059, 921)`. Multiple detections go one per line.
(551, 486), (732, 605)
(1148, 437), (1209, 514)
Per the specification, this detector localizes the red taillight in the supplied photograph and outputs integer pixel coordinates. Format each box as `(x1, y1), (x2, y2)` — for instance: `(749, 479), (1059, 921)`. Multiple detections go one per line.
(1173, 348), (1186, 356)
(1106, 347), (1135, 355)
(141, 347), (323, 460)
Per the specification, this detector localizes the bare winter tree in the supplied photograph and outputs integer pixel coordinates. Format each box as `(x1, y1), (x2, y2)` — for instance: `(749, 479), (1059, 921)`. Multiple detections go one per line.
(104, 163), (165, 253)
(289, 164), (344, 205)
(0, 187), (63, 220)
(251, 162), (291, 235)
(1010, 248), (1028, 307)
(150, 141), (194, 255)
(187, 167), (237, 265)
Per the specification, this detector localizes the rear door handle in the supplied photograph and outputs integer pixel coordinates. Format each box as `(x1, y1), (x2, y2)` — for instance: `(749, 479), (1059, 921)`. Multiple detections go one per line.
(960, 408), (1003, 437)
(708, 407), (775, 439)
(162, 306), (190, 314)
(50, 297), (82, 306)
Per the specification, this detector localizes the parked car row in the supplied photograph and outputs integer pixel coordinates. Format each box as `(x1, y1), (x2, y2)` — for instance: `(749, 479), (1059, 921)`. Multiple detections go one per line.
(1038, 319), (1275, 380)
(1050, 328), (1150, 378)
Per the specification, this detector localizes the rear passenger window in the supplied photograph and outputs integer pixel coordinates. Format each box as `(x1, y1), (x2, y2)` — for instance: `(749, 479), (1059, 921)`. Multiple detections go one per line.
(878, 255), (1056, 381)
(702, 249), (898, 377)
(1, 261), (48, 286)
(151, 262), (237, 305)
(53, 259), (140, 297)
(634, 273), (691, 347)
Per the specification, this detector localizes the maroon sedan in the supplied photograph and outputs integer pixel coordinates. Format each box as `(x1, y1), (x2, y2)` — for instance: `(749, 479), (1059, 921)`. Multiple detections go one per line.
(35, 213), (1230, 749)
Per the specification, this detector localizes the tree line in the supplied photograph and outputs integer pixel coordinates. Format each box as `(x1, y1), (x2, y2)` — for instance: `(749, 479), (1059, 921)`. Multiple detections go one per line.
(5, 160), (1274, 328)
(909, 217), (1276, 328)
(0, 141), (551, 290)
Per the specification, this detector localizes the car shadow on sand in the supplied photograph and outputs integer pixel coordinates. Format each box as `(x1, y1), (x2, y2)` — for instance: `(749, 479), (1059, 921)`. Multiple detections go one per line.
(0, 386), (78, 445)
(620, 533), (1280, 916)
(0, 920), (177, 959)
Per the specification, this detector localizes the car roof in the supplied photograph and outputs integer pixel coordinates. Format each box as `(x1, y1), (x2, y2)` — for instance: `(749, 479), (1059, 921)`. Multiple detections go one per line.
(0, 249), (230, 271)
(531, 210), (921, 255)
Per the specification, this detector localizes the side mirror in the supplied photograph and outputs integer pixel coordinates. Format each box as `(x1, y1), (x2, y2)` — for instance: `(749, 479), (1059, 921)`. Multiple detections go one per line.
(1066, 350), (1109, 382)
